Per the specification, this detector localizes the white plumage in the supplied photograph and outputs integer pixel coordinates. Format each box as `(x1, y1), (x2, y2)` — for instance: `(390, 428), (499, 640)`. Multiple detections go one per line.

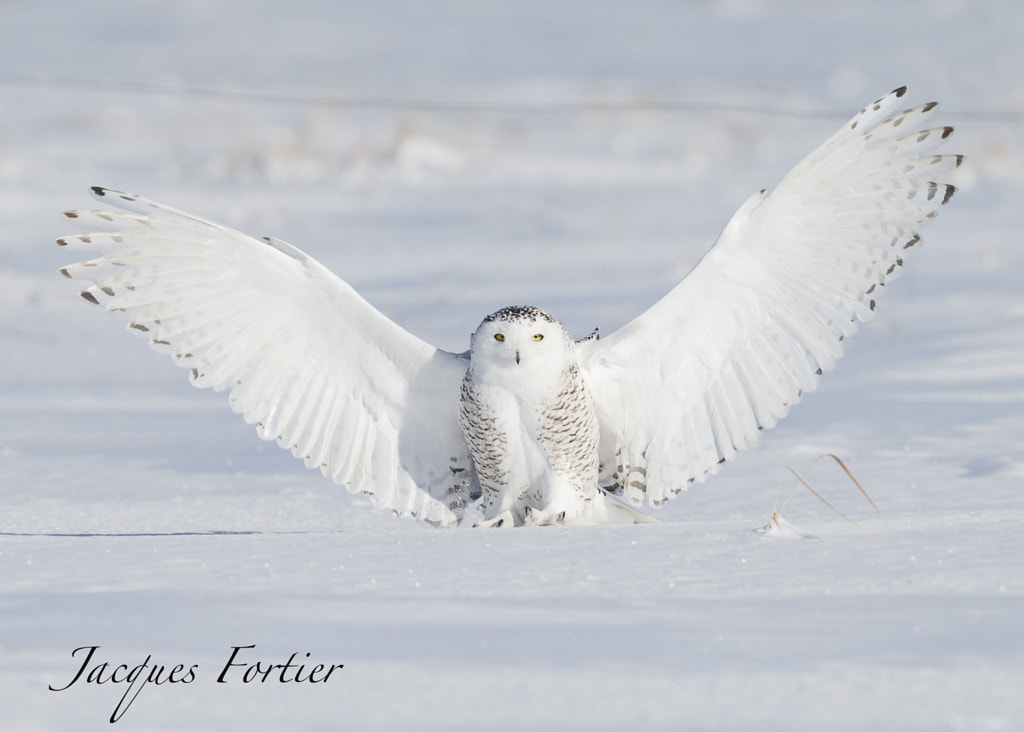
(59, 87), (961, 527)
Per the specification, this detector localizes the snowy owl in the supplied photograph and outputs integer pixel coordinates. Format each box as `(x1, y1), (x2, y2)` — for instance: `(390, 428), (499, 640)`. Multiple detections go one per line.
(58, 86), (961, 527)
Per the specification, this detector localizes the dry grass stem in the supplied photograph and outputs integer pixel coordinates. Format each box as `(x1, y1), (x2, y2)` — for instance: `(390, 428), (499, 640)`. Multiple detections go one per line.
(766, 454), (884, 533)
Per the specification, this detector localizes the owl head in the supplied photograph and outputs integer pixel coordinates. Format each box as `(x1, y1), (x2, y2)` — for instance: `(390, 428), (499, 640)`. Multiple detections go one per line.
(469, 305), (575, 379)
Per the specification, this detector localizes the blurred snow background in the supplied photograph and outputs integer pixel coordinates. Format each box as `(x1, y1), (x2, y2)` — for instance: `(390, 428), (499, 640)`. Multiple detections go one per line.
(1, 1), (1023, 730)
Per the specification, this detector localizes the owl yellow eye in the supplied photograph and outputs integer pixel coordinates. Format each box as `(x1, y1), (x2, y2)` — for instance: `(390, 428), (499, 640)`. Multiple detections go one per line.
(494, 333), (505, 342)
(532, 334), (544, 341)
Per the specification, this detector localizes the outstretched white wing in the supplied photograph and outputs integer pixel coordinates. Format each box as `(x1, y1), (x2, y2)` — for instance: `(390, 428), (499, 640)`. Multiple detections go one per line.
(579, 87), (962, 507)
(59, 188), (474, 526)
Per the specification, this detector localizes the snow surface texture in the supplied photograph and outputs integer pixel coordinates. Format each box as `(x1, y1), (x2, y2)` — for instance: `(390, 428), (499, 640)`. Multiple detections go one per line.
(1, 1), (1022, 730)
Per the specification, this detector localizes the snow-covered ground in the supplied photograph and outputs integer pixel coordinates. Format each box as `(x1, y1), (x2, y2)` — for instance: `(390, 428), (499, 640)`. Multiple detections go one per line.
(2, 1), (1023, 730)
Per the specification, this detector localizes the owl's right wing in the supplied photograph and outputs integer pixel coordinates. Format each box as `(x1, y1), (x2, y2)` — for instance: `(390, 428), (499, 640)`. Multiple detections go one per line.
(578, 87), (962, 508)
(59, 188), (474, 527)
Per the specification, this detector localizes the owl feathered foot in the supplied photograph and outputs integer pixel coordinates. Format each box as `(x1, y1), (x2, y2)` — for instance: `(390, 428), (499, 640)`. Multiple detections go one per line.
(523, 505), (567, 526)
(470, 494), (659, 527)
(471, 506), (568, 527)
(472, 510), (517, 528)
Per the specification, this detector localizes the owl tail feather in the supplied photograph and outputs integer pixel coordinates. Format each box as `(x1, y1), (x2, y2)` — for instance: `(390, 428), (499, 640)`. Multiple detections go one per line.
(593, 488), (660, 524)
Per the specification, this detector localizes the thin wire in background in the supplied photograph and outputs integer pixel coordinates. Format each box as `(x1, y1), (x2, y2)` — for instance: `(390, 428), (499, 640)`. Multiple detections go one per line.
(1, 74), (1019, 121)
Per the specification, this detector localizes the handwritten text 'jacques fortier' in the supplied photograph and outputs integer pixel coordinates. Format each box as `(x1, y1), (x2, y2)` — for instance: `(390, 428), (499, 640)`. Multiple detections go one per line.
(49, 645), (345, 723)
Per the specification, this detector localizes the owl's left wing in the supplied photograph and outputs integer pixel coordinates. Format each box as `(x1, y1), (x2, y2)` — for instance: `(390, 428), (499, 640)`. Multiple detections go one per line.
(578, 87), (962, 508)
(59, 188), (473, 526)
